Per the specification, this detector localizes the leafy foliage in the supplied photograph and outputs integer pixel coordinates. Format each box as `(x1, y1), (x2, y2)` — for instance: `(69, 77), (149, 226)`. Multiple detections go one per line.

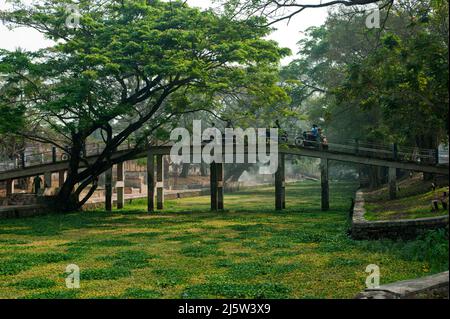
(0, 0), (289, 210)
(281, 0), (448, 148)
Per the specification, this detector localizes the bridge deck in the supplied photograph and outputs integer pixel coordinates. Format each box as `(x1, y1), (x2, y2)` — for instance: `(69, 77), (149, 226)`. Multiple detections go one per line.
(0, 142), (448, 182)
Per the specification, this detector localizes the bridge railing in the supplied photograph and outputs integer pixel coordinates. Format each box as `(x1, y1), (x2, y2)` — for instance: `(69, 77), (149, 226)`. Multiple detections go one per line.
(0, 132), (447, 173)
(0, 140), (140, 172)
(279, 131), (441, 165)
(339, 139), (438, 163)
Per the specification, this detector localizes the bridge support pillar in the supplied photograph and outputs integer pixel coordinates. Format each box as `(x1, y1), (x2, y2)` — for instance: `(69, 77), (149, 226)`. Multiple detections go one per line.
(388, 167), (397, 200)
(156, 154), (164, 210)
(147, 149), (155, 213)
(210, 162), (224, 211)
(275, 153), (285, 210)
(44, 172), (52, 189)
(116, 162), (124, 209)
(6, 179), (14, 196)
(58, 170), (65, 188)
(105, 167), (112, 211)
(321, 158), (329, 211)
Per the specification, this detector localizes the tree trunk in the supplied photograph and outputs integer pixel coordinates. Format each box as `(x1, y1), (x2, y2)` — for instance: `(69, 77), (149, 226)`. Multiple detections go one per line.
(54, 138), (83, 211)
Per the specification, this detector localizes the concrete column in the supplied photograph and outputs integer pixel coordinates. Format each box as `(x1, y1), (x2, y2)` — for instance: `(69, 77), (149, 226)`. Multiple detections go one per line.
(156, 154), (164, 210)
(275, 153), (285, 210)
(388, 166), (397, 200)
(58, 170), (65, 188)
(105, 167), (112, 211)
(147, 149), (155, 213)
(434, 148), (439, 165)
(44, 172), (52, 188)
(116, 162), (125, 209)
(321, 158), (329, 211)
(6, 179), (14, 196)
(210, 162), (218, 211)
(392, 143), (398, 161)
(217, 162), (224, 210)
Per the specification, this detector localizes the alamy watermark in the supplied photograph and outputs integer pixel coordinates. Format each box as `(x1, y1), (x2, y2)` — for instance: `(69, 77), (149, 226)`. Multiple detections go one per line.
(365, 5), (380, 29)
(365, 264), (380, 289)
(170, 120), (279, 174)
(65, 4), (81, 29)
(65, 264), (80, 289)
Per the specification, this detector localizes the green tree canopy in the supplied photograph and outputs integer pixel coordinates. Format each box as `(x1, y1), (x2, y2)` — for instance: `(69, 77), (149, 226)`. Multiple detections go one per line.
(281, 0), (448, 148)
(0, 0), (289, 210)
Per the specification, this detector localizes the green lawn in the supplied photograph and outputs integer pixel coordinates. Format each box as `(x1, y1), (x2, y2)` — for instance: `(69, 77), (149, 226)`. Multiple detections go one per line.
(0, 181), (447, 299)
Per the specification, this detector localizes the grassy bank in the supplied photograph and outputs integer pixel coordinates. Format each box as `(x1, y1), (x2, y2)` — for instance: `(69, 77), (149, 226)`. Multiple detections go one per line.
(0, 181), (447, 299)
(364, 175), (449, 221)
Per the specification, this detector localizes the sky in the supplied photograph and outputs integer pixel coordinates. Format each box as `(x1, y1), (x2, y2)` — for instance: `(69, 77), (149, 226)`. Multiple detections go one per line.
(0, 0), (329, 65)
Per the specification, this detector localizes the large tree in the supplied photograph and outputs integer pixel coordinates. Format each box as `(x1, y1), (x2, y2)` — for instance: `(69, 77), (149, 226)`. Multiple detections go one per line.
(0, 0), (289, 210)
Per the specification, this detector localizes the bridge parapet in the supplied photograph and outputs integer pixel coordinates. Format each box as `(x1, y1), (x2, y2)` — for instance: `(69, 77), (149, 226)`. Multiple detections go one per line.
(0, 135), (447, 180)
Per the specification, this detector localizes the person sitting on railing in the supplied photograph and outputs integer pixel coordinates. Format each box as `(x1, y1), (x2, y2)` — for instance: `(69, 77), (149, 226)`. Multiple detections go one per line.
(318, 128), (328, 150)
(311, 124), (319, 138)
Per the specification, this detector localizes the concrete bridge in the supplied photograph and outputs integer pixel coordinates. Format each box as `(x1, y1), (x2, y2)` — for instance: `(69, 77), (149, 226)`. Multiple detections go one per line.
(0, 139), (448, 212)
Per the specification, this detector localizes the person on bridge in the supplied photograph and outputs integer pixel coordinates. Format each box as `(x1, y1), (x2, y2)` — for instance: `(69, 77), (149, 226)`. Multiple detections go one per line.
(318, 128), (329, 150)
(311, 124), (319, 138)
(32, 175), (42, 195)
(225, 119), (233, 129)
(274, 119), (281, 129)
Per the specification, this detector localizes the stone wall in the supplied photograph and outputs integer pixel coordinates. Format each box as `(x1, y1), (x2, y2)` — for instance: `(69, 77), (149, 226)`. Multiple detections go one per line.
(351, 190), (449, 240)
(0, 188), (212, 219)
(0, 204), (48, 219)
(355, 271), (449, 299)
